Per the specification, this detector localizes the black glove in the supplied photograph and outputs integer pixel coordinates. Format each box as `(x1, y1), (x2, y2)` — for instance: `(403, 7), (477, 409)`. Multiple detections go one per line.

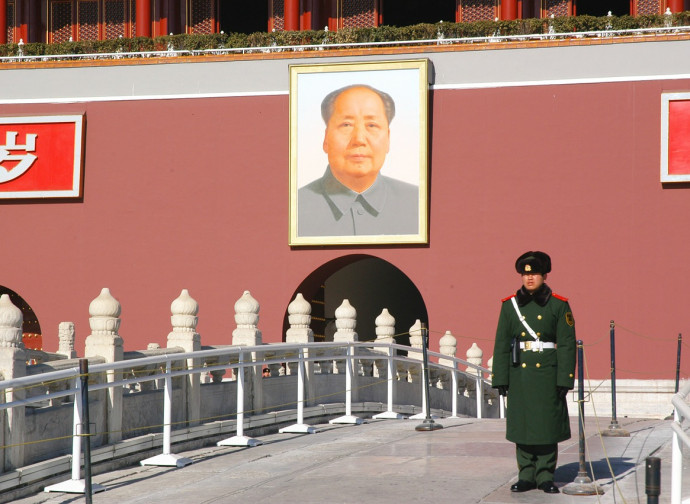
(497, 386), (508, 396)
(557, 386), (569, 399)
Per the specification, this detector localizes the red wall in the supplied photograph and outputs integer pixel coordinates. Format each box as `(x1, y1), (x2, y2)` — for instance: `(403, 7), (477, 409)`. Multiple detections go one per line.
(1, 77), (689, 380)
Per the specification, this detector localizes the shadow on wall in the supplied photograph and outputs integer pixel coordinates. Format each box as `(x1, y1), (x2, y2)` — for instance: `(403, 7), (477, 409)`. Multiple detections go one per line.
(285, 254), (427, 345)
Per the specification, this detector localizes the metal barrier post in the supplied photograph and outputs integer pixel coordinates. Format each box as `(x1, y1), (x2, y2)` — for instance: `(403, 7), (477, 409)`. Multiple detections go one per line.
(667, 334), (683, 420)
(675, 334), (682, 395)
(603, 320), (629, 437)
(280, 347), (317, 434)
(672, 407), (683, 504)
(218, 350), (262, 446)
(373, 345), (404, 420)
(141, 359), (192, 467)
(450, 364), (459, 418)
(563, 340), (603, 495)
(44, 360), (105, 495)
(475, 370), (483, 419)
(646, 456), (661, 504)
(80, 360), (93, 504)
(415, 323), (442, 431)
(331, 345), (363, 424)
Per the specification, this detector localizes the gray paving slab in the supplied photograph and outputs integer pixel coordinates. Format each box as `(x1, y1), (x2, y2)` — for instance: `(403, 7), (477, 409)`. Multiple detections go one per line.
(7, 415), (688, 504)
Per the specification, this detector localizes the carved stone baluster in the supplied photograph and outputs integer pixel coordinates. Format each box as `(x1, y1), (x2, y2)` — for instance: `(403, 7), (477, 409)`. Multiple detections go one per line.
(84, 287), (124, 444)
(373, 309), (395, 378)
(57, 322), (77, 359)
(437, 330), (457, 390)
(285, 293), (313, 375)
(407, 319), (423, 382)
(464, 342), (484, 398)
(231, 290), (262, 415)
(332, 299), (357, 374)
(0, 294), (26, 469)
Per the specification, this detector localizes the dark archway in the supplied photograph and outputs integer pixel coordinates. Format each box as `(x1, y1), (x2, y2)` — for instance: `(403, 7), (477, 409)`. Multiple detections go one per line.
(0, 285), (42, 349)
(381, 0), (456, 27)
(574, 0), (630, 16)
(285, 255), (428, 347)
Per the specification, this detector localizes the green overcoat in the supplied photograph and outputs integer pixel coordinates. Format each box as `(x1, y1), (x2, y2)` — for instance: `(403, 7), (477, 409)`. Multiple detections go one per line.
(491, 284), (576, 445)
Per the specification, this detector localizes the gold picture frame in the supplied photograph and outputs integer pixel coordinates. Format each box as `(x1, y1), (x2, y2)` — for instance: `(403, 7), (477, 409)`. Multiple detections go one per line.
(289, 59), (429, 246)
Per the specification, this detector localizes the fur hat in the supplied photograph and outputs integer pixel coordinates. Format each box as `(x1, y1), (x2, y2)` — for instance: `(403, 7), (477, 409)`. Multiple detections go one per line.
(515, 251), (551, 275)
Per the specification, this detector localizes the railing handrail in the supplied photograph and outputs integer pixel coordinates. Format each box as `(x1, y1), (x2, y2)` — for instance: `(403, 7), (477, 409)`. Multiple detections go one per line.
(0, 340), (490, 411)
(1, 25), (688, 64)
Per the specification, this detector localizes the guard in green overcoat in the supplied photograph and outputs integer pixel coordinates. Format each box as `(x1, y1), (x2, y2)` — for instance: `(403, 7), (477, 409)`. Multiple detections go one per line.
(491, 251), (576, 494)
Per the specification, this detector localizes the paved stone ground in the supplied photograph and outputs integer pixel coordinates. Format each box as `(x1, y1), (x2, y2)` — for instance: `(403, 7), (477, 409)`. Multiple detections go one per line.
(7, 416), (688, 504)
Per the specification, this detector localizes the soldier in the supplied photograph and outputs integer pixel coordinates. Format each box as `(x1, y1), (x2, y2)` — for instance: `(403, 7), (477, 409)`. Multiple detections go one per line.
(491, 251), (576, 494)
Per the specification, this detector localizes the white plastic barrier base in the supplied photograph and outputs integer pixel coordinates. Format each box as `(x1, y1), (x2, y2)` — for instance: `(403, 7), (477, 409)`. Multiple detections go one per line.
(140, 453), (193, 468)
(45, 479), (106, 494)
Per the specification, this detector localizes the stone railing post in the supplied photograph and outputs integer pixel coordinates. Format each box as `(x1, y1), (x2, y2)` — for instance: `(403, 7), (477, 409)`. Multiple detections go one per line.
(437, 330), (458, 390)
(84, 288), (124, 444)
(373, 309), (395, 378)
(407, 319), (423, 382)
(57, 322), (77, 358)
(285, 293), (313, 373)
(231, 291), (263, 416)
(166, 289), (201, 427)
(332, 299), (359, 402)
(285, 293), (314, 402)
(0, 294), (26, 471)
(464, 342), (484, 398)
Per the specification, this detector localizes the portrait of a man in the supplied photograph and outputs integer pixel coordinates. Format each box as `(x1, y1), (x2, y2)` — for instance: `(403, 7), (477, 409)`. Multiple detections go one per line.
(289, 60), (429, 246)
(297, 84), (418, 237)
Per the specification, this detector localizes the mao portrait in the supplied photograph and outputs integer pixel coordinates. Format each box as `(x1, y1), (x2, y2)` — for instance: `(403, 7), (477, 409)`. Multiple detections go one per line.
(289, 60), (429, 246)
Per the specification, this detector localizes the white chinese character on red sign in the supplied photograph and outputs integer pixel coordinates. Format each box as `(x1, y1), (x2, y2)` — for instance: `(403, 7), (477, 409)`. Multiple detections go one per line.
(0, 131), (38, 183)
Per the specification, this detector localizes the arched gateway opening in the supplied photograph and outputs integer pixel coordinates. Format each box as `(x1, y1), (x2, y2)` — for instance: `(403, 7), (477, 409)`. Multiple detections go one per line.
(285, 255), (428, 346)
(0, 286), (42, 350)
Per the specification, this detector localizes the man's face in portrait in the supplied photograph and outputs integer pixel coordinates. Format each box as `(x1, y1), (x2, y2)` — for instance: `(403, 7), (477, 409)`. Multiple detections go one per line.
(323, 86), (391, 193)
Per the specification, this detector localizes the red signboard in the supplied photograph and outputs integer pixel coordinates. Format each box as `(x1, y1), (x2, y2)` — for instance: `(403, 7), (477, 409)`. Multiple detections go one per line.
(0, 115), (85, 198)
(668, 100), (690, 176)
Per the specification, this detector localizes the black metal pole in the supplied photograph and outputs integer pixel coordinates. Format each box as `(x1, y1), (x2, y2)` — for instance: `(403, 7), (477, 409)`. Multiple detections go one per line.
(675, 334), (682, 394)
(80, 358), (93, 504)
(577, 340), (587, 474)
(415, 323), (442, 431)
(603, 321), (629, 436)
(562, 340), (603, 495)
(610, 320), (618, 426)
(645, 456), (661, 504)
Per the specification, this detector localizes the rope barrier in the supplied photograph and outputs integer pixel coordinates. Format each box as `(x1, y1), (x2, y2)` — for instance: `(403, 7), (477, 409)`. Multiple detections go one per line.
(612, 322), (679, 343)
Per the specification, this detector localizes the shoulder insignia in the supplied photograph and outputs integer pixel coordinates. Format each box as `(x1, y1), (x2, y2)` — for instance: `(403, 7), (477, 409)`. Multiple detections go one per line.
(552, 293), (569, 302)
(501, 294), (516, 303)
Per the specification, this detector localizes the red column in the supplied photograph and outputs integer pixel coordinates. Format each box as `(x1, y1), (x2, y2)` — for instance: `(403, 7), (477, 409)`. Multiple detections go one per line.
(136, 0), (151, 36)
(667, 0), (684, 12)
(0, 0), (7, 44)
(16, 0), (26, 42)
(301, 0), (312, 30)
(284, 0), (299, 31)
(501, 0), (518, 19)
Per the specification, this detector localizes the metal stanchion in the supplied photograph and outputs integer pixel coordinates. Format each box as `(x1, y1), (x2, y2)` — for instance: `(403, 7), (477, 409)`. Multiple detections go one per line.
(646, 457), (661, 504)
(44, 360), (105, 495)
(602, 320), (629, 437)
(80, 359), (93, 504)
(667, 334), (682, 420)
(415, 323), (442, 432)
(563, 340), (603, 495)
